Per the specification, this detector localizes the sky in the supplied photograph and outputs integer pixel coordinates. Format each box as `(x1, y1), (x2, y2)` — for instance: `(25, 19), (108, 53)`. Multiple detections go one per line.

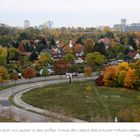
(0, 0), (140, 27)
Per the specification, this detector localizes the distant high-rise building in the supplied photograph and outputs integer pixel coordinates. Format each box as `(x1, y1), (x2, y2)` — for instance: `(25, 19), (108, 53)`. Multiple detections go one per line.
(121, 19), (126, 25)
(24, 20), (30, 29)
(123, 23), (140, 32)
(48, 20), (53, 29)
(114, 19), (140, 32)
(38, 20), (53, 30)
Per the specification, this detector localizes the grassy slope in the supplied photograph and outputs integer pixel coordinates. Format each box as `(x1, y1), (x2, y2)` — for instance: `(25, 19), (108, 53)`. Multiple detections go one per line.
(21, 80), (140, 122)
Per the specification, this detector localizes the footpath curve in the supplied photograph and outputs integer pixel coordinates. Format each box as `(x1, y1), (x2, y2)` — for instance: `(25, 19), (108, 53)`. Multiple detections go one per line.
(0, 76), (97, 122)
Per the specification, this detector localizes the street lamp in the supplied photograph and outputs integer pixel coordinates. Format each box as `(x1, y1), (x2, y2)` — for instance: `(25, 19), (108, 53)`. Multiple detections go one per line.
(69, 74), (72, 84)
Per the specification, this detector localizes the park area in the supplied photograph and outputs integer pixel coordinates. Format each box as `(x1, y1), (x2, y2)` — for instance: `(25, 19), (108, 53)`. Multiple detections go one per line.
(21, 80), (140, 122)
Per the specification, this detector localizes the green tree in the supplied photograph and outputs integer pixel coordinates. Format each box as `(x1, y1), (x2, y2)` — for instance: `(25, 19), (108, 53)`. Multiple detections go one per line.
(8, 47), (20, 61)
(62, 53), (75, 63)
(42, 67), (48, 80)
(85, 52), (105, 69)
(0, 55), (7, 65)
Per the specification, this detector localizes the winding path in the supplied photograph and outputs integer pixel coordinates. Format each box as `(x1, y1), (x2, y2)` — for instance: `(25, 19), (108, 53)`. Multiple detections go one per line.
(0, 75), (97, 122)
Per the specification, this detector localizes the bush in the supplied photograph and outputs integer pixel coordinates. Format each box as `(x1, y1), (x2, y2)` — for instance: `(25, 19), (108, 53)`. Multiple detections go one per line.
(86, 85), (93, 93)
(95, 75), (104, 86)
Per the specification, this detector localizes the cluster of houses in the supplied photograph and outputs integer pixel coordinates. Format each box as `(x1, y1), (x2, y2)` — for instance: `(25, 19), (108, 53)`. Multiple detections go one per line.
(8, 35), (140, 65)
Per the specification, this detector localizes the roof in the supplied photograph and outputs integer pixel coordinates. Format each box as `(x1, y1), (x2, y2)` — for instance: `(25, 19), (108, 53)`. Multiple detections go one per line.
(128, 52), (137, 58)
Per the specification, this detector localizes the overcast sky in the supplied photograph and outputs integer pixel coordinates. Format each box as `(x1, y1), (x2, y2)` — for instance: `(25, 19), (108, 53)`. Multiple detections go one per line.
(0, 0), (140, 27)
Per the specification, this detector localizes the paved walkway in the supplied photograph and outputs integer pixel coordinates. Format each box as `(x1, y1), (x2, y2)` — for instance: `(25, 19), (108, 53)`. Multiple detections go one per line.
(0, 76), (97, 122)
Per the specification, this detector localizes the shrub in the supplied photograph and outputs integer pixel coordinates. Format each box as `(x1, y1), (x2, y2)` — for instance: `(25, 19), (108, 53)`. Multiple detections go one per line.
(86, 85), (93, 93)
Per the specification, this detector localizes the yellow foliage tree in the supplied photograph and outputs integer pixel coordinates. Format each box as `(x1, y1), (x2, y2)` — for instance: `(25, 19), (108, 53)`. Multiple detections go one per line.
(0, 66), (8, 87)
(103, 66), (119, 87)
(111, 40), (117, 48)
(118, 62), (129, 71)
(38, 53), (52, 66)
(117, 70), (127, 86)
(0, 47), (8, 58)
(124, 68), (137, 89)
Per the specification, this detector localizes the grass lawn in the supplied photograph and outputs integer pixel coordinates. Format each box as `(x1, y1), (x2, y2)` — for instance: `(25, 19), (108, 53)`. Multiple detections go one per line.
(0, 86), (13, 91)
(21, 80), (140, 122)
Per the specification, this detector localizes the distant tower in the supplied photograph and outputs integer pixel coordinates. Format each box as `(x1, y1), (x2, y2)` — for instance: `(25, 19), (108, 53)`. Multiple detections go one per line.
(121, 19), (126, 25)
(24, 20), (30, 29)
(48, 21), (53, 29)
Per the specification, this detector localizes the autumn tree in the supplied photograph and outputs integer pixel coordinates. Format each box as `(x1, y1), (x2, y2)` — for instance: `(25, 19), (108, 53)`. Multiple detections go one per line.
(18, 42), (25, 53)
(23, 67), (36, 82)
(0, 47), (7, 65)
(54, 60), (69, 78)
(38, 53), (53, 66)
(63, 46), (73, 54)
(103, 61), (138, 88)
(85, 52), (105, 69)
(0, 66), (8, 87)
(103, 66), (119, 87)
(73, 44), (83, 53)
(84, 66), (92, 78)
(124, 68), (137, 89)
(10, 71), (19, 85)
(84, 38), (94, 54)
(0, 47), (8, 57)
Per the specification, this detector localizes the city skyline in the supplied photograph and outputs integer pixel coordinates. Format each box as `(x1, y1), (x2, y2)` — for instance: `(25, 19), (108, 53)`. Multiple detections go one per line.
(0, 0), (140, 27)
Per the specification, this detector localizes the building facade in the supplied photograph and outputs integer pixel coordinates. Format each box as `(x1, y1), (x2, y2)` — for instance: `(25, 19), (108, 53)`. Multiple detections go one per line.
(114, 19), (140, 32)
(24, 20), (30, 29)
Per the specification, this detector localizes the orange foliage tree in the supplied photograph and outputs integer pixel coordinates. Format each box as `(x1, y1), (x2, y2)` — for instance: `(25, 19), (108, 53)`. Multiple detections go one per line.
(23, 67), (36, 82)
(103, 62), (138, 89)
(54, 60), (69, 78)
(124, 68), (137, 89)
(103, 66), (119, 87)
(73, 44), (82, 53)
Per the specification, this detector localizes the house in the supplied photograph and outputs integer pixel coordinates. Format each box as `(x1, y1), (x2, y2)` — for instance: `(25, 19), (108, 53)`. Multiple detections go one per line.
(134, 53), (140, 59)
(99, 37), (110, 45)
(128, 52), (140, 59)
(73, 45), (84, 57)
(74, 57), (84, 64)
(51, 47), (63, 59)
